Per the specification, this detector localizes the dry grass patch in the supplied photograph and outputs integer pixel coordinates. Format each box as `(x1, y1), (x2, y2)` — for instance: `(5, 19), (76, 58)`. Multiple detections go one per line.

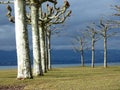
(0, 66), (120, 90)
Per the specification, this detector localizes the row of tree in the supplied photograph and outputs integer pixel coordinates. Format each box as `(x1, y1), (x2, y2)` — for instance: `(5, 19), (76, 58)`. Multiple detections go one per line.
(0, 0), (71, 79)
(73, 5), (120, 68)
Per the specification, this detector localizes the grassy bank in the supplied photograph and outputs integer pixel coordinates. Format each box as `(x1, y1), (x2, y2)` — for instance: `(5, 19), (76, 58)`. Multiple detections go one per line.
(0, 66), (120, 90)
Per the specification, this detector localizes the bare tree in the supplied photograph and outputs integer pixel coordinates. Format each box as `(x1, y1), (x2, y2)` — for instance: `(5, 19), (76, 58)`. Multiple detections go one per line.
(38, 0), (71, 72)
(98, 19), (116, 68)
(14, 0), (32, 79)
(46, 25), (63, 70)
(30, 0), (43, 76)
(86, 23), (99, 68)
(0, 0), (71, 77)
(1, 0), (33, 79)
(107, 5), (120, 27)
(72, 32), (89, 67)
(29, 0), (58, 76)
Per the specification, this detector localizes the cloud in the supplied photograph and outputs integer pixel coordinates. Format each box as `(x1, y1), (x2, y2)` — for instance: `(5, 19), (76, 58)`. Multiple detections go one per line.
(68, 0), (116, 25)
(0, 25), (33, 51)
(0, 0), (119, 51)
(0, 5), (11, 25)
(0, 25), (16, 51)
(51, 0), (120, 50)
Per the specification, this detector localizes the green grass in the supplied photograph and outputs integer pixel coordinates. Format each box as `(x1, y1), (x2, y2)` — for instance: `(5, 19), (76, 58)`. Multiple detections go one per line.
(0, 66), (120, 90)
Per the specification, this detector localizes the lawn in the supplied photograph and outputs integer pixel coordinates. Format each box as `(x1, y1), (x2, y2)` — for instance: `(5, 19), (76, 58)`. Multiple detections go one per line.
(0, 66), (120, 90)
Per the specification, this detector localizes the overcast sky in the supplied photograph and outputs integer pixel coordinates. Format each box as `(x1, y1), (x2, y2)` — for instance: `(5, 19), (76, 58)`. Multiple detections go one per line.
(0, 0), (119, 51)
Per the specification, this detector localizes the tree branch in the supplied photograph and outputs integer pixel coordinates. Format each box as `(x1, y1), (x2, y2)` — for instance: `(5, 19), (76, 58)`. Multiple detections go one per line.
(38, 0), (71, 26)
(6, 5), (15, 23)
(49, 10), (71, 24)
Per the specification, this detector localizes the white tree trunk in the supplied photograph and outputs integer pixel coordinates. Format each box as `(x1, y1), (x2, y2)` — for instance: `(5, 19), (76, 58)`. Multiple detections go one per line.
(80, 50), (84, 67)
(80, 42), (84, 67)
(104, 36), (107, 68)
(44, 30), (48, 72)
(80, 40), (84, 67)
(31, 3), (43, 76)
(47, 31), (51, 70)
(39, 25), (45, 72)
(14, 0), (32, 79)
(91, 35), (95, 68)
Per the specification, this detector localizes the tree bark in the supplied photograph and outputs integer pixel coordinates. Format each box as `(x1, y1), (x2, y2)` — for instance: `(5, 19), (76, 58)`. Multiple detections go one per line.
(91, 34), (95, 68)
(80, 39), (85, 67)
(44, 29), (49, 71)
(104, 35), (107, 68)
(39, 25), (46, 72)
(47, 31), (51, 70)
(14, 0), (32, 79)
(30, 2), (43, 76)
(80, 50), (84, 67)
(44, 29), (48, 73)
(80, 41), (84, 67)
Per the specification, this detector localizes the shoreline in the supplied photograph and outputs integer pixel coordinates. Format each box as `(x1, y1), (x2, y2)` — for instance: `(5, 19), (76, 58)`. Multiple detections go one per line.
(0, 62), (120, 70)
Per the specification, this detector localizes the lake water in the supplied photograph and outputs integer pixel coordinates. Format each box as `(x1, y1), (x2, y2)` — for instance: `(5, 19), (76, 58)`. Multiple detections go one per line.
(0, 49), (120, 69)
